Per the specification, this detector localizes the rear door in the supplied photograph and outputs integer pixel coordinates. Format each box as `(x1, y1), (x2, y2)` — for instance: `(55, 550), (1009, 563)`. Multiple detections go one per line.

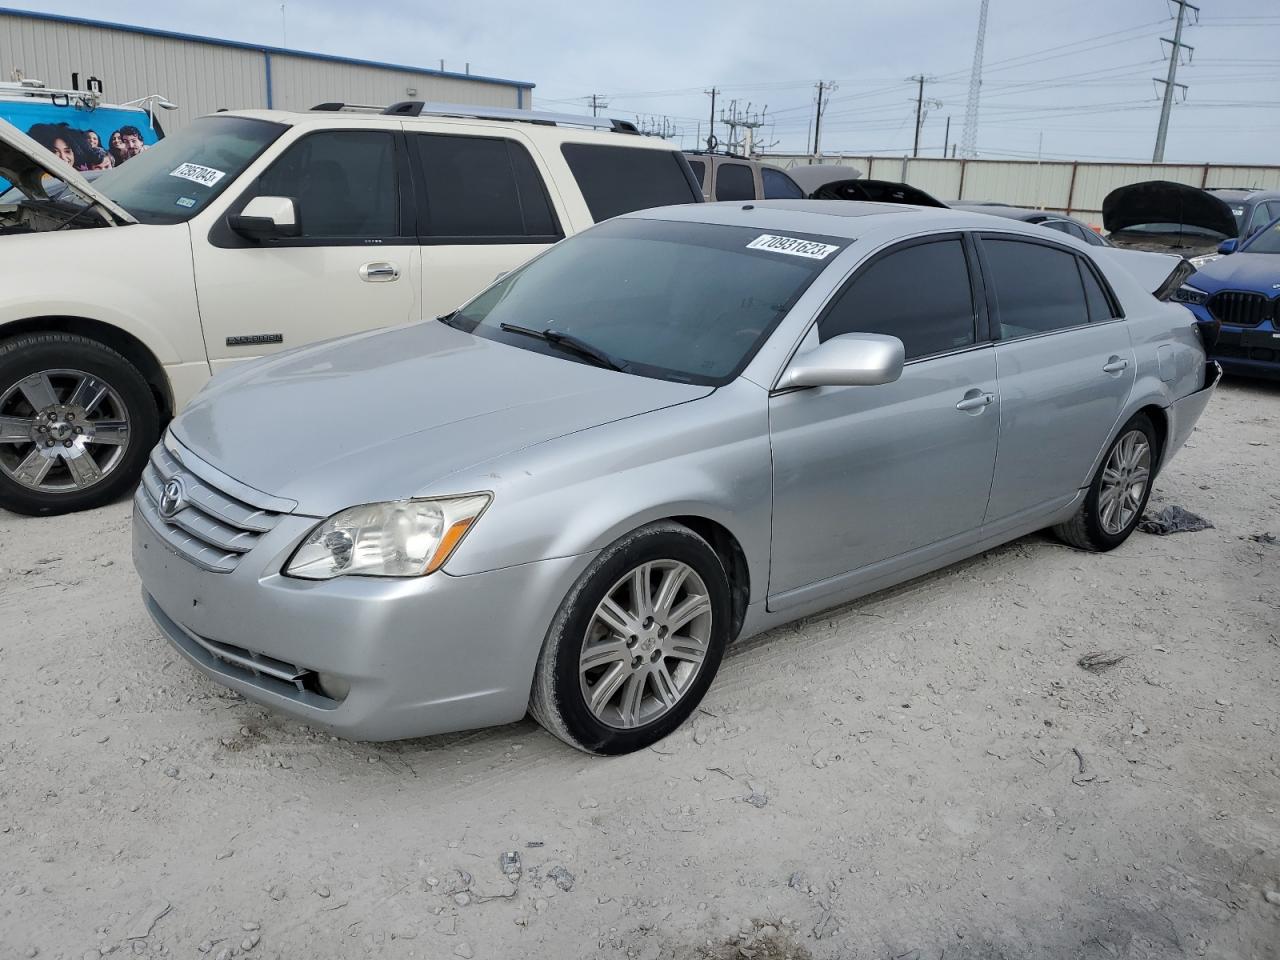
(408, 130), (563, 318)
(194, 127), (421, 372)
(977, 234), (1136, 523)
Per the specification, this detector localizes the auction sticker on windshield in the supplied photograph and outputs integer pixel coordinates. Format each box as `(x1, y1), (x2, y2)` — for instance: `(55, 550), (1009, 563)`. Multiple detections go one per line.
(746, 235), (840, 259)
(169, 163), (226, 188)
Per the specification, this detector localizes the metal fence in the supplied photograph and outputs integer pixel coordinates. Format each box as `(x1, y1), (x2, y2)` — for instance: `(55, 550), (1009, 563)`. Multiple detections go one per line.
(764, 154), (1280, 230)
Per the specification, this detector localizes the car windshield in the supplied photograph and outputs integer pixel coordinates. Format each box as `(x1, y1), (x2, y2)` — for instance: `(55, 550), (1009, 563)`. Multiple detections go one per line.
(447, 217), (842, 386)
(89, 115), (285, 224)
(1244, 219), (1280, 254)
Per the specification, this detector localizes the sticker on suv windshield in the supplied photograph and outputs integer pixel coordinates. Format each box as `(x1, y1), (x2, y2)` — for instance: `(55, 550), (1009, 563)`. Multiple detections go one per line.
(175, 196), (197, 209)
(169, 162), (226, 188)
(746, 235), (840, 259)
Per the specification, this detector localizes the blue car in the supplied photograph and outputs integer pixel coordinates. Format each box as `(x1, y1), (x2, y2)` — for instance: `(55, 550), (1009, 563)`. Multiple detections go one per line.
(1174, 216), (1280, 379)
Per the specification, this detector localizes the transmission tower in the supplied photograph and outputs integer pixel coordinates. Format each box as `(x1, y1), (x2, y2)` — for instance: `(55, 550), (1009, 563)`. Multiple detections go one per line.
(1152, 0), (1198, 162)
(959, 0), (990, 159)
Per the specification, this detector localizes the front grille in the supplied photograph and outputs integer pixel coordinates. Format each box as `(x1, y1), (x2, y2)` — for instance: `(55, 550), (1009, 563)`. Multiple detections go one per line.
(136, 443), (283, 573)
(1207, 291), (1274, 328)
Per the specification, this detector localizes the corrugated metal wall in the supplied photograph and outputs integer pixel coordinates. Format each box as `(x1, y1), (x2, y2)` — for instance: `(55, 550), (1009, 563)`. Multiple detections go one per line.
(768, 153), (1280, 230)
(0, 11), (526, 131)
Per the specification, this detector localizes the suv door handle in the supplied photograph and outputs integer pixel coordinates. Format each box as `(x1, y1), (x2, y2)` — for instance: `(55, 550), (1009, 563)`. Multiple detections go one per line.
(955, 391), (995, 412)
(359, 261), (400, 282)
(1102, 356), (1129, 374)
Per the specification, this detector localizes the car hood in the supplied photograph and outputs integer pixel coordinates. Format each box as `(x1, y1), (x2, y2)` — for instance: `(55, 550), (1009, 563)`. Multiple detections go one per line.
(0, 117), (135, 224)
(172, 321), (714, 516)
(1188, 251), (1280, 293)
(1102, 180), (1236, 238)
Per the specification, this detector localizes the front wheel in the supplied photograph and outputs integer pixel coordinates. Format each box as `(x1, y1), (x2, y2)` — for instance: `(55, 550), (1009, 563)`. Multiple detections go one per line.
(529, 522), (731, 754)
(1053, 413), (1158, 551)
(0, 333), (160, 516)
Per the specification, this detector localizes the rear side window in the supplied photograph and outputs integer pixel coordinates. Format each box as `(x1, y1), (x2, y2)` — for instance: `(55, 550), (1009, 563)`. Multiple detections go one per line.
(714, 163), (755, 201)
(762, 167), (805, 199)
(257, 129), (398, 239)
(1043, 219), (1085, 241)
(560, 143), (700, 221)
(983, 239), (1089, 339)
(686, 158), (706, 189)
(1079, 260), (1117, 322)
(413, 134), (559, 241)
(819, 238), (975, 361)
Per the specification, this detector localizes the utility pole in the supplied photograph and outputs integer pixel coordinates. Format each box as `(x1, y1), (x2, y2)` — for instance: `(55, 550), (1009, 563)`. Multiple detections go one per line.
(589, 93), (609, 117)
(1152, 0), (1198, 162)
(960, 0), (990, 158)
(943, 115), (951, 157)
(811, 80), (836, 160)
(912, 75), (925, 157)
(704, 87), (719, 151)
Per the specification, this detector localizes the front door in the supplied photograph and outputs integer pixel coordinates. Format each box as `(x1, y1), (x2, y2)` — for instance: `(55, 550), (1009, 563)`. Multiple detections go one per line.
(193, 128), (420, 373)
(768, 236), (1000, 604)
(977, 234), (1137, 523)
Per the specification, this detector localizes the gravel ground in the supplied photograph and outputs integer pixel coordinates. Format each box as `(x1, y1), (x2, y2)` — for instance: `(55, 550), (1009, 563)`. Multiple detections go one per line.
(1, 378), (1278, 960)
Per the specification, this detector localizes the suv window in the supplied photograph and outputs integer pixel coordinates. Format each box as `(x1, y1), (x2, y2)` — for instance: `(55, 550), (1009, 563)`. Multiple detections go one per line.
(819, 238), (975, 360)
(413, 133), (559, 241)
(762, 167), (805, 199)
(560, 143), (700, 221)
(714, 162), (755, 201)
(686, 158), (706, 189)
(256, 130), (398, 239)
(983, 238), (1090, 339)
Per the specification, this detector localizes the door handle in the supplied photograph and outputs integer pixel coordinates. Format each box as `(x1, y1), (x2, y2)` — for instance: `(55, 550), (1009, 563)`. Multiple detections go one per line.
(955, 391), (995, 412)
(1102, 356), (1129, 374)
(359, 261), (400, 282)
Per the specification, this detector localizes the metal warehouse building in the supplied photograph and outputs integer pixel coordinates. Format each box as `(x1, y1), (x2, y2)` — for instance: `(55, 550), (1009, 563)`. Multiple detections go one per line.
(0, 6), (534, 130)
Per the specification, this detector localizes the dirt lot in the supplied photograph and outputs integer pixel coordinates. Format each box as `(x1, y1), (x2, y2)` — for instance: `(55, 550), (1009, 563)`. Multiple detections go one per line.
(1, 378), (1278, 960)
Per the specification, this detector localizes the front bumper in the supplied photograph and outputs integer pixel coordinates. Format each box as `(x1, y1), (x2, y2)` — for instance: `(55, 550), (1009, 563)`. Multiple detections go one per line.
(1212, 324), (1280, 379)
(133, 495), (592, 741)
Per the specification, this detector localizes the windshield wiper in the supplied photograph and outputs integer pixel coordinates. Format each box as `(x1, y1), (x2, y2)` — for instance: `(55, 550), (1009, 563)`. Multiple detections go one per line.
(499, 322), (628, 372)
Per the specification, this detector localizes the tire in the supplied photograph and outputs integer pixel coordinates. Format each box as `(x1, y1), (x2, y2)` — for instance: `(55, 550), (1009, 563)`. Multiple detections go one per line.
(0, 333), (160, 516)
(529, 521), (732, 755)
(1053, 413), (1158, 552)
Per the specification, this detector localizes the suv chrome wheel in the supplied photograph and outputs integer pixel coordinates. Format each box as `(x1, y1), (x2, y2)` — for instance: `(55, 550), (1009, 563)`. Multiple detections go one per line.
(1098, 429), (1151, 536)
(0, 369), (131, 493)
(579, 559), (713, 729)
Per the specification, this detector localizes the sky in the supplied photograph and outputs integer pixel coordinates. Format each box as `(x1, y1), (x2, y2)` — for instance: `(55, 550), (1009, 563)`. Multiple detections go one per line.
(14, 0), (1280, 164)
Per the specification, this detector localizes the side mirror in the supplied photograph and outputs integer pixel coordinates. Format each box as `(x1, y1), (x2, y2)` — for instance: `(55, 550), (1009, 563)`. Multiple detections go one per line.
(229, 195), (300, 241)
(1217, 237), (1238, 255)
(779, 333), (905, 389)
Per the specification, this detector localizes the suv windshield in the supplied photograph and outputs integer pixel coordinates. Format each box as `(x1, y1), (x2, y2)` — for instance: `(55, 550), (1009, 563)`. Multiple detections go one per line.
(1244, 219), (1280, 254)
(447, 217), (842, 386)
(91, 115), (284, 224)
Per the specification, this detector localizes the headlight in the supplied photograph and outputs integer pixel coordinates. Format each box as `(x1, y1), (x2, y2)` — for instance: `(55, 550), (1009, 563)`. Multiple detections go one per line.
(1171, 283), (1209, 306)
(285, 494), (491, 580)
(1188, 253), (1222, 268)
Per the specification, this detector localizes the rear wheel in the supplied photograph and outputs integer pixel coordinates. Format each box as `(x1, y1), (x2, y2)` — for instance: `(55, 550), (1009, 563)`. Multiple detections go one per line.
(0, 333), (160, 516)
(529, 521), (731, 754)
(1054, 413), (1157, 552)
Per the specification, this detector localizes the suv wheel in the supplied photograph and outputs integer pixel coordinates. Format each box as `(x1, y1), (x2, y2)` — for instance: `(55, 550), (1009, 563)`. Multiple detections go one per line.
(0, 333), (160, 516)
(530, 521), (731, 754)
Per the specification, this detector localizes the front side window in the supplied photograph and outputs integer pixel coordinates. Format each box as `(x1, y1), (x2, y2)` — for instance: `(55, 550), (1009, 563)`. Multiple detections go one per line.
(448, 217), (838, 385)
(91, 115), (284, 224)
(412, 133), (558, 241)
(560, 143), (701, 222)
(714, 163), (755, 201)
(762, 167), (805, 199)
(1246, 202), (1274, 236)
(1243, 218), (1280, 254)
(818, 239), (976, 361)
(255, 130), (398, 239)
(984, 238), (1090, 339)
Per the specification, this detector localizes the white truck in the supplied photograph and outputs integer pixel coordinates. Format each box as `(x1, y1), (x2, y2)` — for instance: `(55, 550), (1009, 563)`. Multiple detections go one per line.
(0, 101), (702, 514)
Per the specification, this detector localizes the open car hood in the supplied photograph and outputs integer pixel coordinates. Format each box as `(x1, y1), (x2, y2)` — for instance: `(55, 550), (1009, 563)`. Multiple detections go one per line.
(810, 178), (948, 207)
(1102, 180), (1235, 238)
(0, 117), (135, 225)
(786, 163), (865, 195)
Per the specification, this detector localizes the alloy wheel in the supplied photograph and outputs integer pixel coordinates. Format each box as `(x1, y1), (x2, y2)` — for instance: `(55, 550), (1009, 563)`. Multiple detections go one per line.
(0, 369), (131, 493)
(578, 559), (713, 729)
(1098, 429), (1151, 535)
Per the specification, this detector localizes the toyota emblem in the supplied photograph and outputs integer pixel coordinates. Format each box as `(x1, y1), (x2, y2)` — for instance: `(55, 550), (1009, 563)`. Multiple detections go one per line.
(158, 477), (187, 519)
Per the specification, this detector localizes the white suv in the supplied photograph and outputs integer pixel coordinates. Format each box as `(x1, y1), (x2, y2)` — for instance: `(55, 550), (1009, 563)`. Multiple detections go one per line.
(0, 101), (702, 514)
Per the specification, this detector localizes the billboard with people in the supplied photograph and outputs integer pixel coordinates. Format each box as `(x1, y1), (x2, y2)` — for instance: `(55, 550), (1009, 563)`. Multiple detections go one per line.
(0, 98), (162, 174)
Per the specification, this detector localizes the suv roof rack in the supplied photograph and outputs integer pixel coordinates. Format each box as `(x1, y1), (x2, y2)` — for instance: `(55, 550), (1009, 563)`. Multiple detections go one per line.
(0, 79), (102, 107)
(311, 99), (639, 134)
(310, 102), (388, 114)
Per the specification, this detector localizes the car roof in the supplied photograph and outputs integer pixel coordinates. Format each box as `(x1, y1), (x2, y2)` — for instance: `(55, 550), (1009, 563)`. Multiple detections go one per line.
(625, 199), (1067, 243)
(1207, 187), (1280, 202)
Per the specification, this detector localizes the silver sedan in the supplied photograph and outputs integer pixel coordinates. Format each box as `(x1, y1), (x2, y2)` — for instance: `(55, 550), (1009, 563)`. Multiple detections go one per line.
(132, 201), (1218, 754)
